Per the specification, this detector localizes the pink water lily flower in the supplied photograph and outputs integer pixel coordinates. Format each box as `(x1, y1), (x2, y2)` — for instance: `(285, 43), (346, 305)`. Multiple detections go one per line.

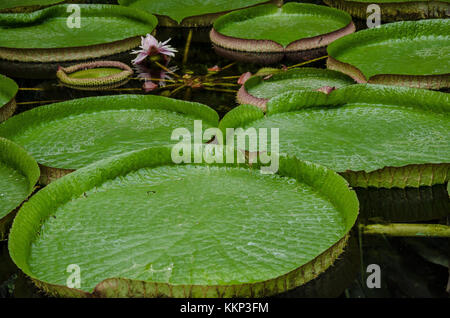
(131, 34), (177, 65)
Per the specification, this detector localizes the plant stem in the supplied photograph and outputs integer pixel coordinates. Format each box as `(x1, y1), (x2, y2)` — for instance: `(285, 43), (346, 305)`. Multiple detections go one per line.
(220, 62), (237, 71)
(205, 62), (237, 78)
(362, 223), (450, 238)
(155, 61), (180, 77)
(132, 77), (177, 83)
(287, 55), (328, 69)
(107, 88), (143, 91)
(218, 75), (241, 80)
(203, 82), (239, 87)
(203, 87), (237, 94)
(16, 100), (63, 105)
(160, 83), (182, 89)
(169, 85), (186, 96)
(182, 29), (193, 65)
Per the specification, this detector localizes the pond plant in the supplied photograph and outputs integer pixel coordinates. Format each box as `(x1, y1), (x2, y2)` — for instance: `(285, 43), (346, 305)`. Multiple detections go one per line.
(0, 95), (219, 184)
(118, 0), (280, 28)
(0, 4), (157, 79)
(0, 1), (118, 13)
(237, 67), (356, 111)
(56, 61), (134, 91)
(210, 2), (355, 64)
(327, 19), (450, 90)
(220, 84), (450, 188)
(0, 0), (64, 13)
(324, 0), (449, 21)
(129, 34), (244, 97)
(0, 138), (40, 240)
(8, 146), (358, 297)
(0, 0), (449, 300)
(0, 74), (18, 122)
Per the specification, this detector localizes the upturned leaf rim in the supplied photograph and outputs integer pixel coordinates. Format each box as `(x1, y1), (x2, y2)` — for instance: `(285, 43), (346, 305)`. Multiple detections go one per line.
(0, 94), (220, 184)
(219, 84), (450, 188)
(8, 146), (359, 297)
(0, 137), (40, 240)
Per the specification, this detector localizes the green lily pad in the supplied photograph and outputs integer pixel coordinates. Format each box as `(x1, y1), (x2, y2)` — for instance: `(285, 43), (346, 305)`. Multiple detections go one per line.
(0, 0), (63, 11)
(327, 19), (450, 90)
(219, 84), (450, 188)
(8, 146), (358, 297)
(324, 0), (449, 21)
(0, 137), (40, 240)
(0, 4), (157, 63)
(0, 95), (219, 183)
(56, 61), (134, 91)
(0, 74), (19, 122)
(69, 68), (123, 79)
(119, 0), (273, 26)
(238, 68), (355, 110)
(211, 3), (355, 64)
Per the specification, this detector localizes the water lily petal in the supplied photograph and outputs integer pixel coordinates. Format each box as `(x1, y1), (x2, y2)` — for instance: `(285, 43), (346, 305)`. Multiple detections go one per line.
(132, 52), (148, 65)
(143, 81), (158, 92)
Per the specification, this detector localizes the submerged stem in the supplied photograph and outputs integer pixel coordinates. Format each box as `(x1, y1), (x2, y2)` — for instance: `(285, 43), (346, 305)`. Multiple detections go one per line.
(206, 62), (237, 78)
(19, 88), (44, 91)
(16, 100), (63, 105)
(362, 223), (450, 238)
(132, 77), (178, 83)
(219, 75), (242, 80)
(203, 82), (239, 87)
(155, 61), (180, 77)
(107, 88), (143, 91)
(182, 29), (193, 66)
(288, 55), (328, 69)
(203, 87), (237, 94)
(169, 85), (187, 96)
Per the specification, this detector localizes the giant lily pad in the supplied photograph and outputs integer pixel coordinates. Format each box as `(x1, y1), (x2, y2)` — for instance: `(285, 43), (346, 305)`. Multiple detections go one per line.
(8, 146), (358, 297)
(0, 0), (64, 13)
(0, 95), (219, 184)
(210, 3), (355, 64)
(0, 74), (18, 123)
(0, 137), (40, 240)
(118, 0), (277, 27)
(0, 4), (157, 79)
(56, 61), (134, 91)
(327, 19), (450, 90)
(237, 68), (355, 111)
(219, 84), (450, 188)
(324, 0), (449, 22)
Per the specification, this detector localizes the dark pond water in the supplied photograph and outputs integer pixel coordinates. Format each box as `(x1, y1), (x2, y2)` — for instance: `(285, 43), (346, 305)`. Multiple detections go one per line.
(0, 11), (449, 298)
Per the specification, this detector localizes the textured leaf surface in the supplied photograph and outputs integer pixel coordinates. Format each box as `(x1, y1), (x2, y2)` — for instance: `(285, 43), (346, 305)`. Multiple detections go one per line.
(245, 68), (355, 99)
(0, 0), (63, 10)
(0, 95), (219, 170)
(0, 138), (39, 219)
(222, 85), (449, 175)
(0, 74), (18, 108)
(119, 0), (268, 24)
(327, 19), (450, 79)
(0, 165), (28, 219)
(9, 147), (358, 294)
(68, 68), (123, 79)
(213, 3), (352, 47)
(0, 4), (157, 49)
